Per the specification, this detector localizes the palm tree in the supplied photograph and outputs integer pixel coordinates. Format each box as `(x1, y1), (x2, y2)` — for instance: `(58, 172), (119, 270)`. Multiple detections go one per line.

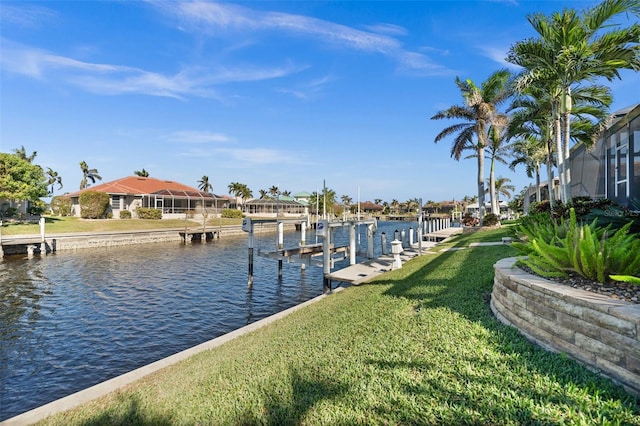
(508, 0), (639, 203)
(509, 82), (612, 209)
(341, 195), (352, 206)
(198, 176), (213, 193)
(268, 186), (280, 198)
(486, 176), (516, 215)
(374, 198), (383, 206)
(432, 69), (512, 225)
(258, 189), (268, 199)
(134, 169), (149, 177)
(281, 190), (291, 197)
(390, 199), (399, 215)
(465, 122), (512, 215)
(228, 182), (252, 209)
(494, 176), (515, 203)
(46, 167), (63, 195)
(79, 161), (102, 190)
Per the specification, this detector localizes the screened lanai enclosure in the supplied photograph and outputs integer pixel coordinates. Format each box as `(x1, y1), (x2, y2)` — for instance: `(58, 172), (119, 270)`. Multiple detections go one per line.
(140, 190), (224, 216)
(244, 198), (308, 216)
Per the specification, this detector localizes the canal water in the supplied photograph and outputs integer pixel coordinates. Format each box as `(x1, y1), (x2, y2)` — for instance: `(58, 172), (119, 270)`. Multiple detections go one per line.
(0, 221), (417, 421)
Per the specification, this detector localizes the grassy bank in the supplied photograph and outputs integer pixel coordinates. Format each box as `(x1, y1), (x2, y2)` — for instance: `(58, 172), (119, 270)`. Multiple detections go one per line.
(37, 228), (639, 425)
(1, 216), (243, 235)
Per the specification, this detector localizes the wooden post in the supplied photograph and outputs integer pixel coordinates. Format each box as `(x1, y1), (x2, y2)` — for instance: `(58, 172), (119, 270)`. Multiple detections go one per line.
(243, 218), (254, 287)
(40, 216), (46, 254)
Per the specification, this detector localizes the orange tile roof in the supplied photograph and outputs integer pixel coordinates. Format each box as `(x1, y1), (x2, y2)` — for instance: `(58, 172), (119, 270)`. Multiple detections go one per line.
(67, 176), (219, 198)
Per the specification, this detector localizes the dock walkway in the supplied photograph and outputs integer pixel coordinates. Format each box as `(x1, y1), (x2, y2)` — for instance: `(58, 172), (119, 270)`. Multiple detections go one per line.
(328, 226), (464, 285)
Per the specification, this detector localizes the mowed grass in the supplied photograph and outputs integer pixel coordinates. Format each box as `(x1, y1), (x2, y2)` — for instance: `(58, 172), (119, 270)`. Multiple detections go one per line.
(36, 228), (639, 425)
(1, 216), (242, 235)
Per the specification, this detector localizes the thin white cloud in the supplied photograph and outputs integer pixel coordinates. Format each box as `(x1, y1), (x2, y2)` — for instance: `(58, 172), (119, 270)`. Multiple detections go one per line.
(165, 130), (233, 143)
(362, 23), (408, 37)
(0, 40), (303, 99)
(0, 4), (58, 29)
(153, 0), (451, 75)
(216, 147), (298, 165)
(479, 45), (521, 70)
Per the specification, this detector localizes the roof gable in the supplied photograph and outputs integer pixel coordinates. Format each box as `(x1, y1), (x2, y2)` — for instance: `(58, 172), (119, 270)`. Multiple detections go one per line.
(67, 176), (218, 198)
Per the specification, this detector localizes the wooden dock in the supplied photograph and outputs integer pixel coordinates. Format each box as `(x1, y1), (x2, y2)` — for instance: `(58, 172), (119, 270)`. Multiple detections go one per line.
(178, 228), (220, 243)
(327, 226), (463, 285)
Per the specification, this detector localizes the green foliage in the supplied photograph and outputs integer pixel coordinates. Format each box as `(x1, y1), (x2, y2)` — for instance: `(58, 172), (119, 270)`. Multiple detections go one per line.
(0, 153), (48, 201)
(514, 208), (640, 283)
(78, 191), (110, 219)
(2, 207), (18, 218)
(136, 207), (162, 219)
(119, 210), (132, 219)
(221, 208), (243, 219)
(482, 212), (500, 226)
(584, 206), (640, 234)
(51, 196), (72, 216)
(28, 202), (46, 215)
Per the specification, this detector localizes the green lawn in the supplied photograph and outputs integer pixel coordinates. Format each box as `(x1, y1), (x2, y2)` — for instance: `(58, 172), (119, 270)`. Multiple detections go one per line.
(35, 228), (639, 425)
(1, 216), (243, 235)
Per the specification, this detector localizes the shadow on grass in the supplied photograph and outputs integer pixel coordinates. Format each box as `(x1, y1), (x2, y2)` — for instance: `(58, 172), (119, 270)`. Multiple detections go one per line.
(78, 395), (174, 426)
(363, 239), (640, 421)
(236, 367), (350, 425)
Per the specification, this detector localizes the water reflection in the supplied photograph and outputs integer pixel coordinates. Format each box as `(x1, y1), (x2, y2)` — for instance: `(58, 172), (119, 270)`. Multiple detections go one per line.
(0, 221), (415, 420)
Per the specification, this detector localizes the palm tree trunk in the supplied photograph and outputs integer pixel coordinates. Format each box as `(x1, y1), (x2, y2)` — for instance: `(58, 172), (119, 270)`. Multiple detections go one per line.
(554, 110), (564, 205)
(489, 157), (498, 215)
(562, 109), (572, 204)
(535, 164), (541, 203)
(546, 140), (555, 211)
(477, 146), (486, 225)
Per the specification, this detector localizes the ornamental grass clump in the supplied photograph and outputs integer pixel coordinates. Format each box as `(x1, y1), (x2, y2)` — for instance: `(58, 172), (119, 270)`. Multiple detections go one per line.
(513, 208), (640, 284)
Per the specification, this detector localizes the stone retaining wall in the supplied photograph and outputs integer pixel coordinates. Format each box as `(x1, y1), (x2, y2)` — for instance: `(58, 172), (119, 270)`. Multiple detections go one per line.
(492, 257), (640, 396)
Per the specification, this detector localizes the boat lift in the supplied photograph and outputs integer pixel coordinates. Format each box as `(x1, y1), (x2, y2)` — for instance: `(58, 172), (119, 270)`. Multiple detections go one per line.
(242, 217), (377, 292)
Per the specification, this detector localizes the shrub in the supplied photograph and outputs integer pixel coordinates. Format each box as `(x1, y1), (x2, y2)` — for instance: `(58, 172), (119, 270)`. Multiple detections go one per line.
(221, 209), (243, 219)
(79, 191), (110, 219)
(2, 206), (19, 218)
(119, 210), (132, 219)
(51, 196), (72, 216)
(28, 203), (45, 216)
(136, 207), (162, 219)
(513, 208), (640, 283)
(462, 213), (478, 226)
(482, 213), (500, 226)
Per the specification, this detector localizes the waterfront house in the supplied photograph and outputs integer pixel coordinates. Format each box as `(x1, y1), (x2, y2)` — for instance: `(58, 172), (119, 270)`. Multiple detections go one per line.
(67, 176), (228, 219)
(244, 196), (308, 217)
(569, 103), (640, 208)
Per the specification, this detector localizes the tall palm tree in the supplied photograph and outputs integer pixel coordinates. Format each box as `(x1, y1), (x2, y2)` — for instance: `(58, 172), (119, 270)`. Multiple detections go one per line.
(432, 69), (512, 224)
(79, 161), (102, 190)
(134, 169), (149, 177)
(464, 122), (512, 215)
(46, 167), (63, 195)
(281, 190), (291, 197)
(374, 198), (382, 206)
(508, 0), (639, 203)
(258, 189), (268, 199)
(198, 176), (213, 193)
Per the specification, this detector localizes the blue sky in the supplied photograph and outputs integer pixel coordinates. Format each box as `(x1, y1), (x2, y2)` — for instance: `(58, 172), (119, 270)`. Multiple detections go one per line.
(1, 1), (638, 204)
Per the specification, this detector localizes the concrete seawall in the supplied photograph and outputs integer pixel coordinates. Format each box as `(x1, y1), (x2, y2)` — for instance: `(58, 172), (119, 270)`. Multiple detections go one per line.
(1, 222), (289, 256)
